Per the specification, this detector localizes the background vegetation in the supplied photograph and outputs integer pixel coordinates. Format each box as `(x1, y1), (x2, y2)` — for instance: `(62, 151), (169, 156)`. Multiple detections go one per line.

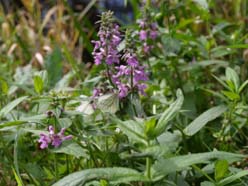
(0, 0), (248, 185)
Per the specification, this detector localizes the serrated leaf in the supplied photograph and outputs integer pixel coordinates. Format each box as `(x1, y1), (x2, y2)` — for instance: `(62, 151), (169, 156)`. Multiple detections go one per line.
(0, 96), (28, 118)
(184, 105), (227, 136)
(97, 93), (119, 114)
(52, 167), (147, 186)
(51, 141), (87, 158)
(154, 89), (184, 136)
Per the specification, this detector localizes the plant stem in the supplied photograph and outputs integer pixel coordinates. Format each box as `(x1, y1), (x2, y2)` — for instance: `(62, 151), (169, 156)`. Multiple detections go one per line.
(145, 140), (152, 185)
(54, 153), (58, 180)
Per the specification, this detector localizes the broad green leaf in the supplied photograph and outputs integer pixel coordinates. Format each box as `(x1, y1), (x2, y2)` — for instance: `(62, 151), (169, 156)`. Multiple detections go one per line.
(52, 167), (147, 186)
(111, 116), (147, 145)
(225, 67), (240, 92)
(33, 75), (43, 94)
(215, 160), (229, 181)
(97, 93), (119, 114)
(184, 105), (227, 136)
(153, 151), (244, 177)
(0, 96), (28, 118)
(51, 141), (88, 158)
(154, 89), (184, 137)
(218, 170), (248, 186)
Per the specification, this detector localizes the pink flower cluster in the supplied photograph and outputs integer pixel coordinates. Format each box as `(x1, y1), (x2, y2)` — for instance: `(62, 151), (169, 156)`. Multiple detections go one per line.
(92, 12), (149, 99)
(92, 24), (121, 65)
(38, 126), (72, 149)
(138, 19), (158, 54)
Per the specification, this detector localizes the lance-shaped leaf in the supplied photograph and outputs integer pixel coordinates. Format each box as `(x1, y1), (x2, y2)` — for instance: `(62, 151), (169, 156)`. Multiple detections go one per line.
(183, 105), (227, 136)
(52, 167), (148, 186)
(0, 96), (28, 118)
(154, 89), (184, 137)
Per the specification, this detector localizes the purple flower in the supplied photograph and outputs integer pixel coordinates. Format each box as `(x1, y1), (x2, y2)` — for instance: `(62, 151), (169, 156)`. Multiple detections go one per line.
(133, 65), (148, 82)
(51, 135), (62, 147)
(127, 55), (139, 67)
(137, 83), (147, 95)
(38, 134), (51, 149)
(143, 43), (151, 53)
(150, 30), (158, 40)
(139, 30), (147, 40)
(38, 126), (72, 149)
(118, 84), (129, 98)
(137, 19), (146, 28)
(92, 88), (101, 98)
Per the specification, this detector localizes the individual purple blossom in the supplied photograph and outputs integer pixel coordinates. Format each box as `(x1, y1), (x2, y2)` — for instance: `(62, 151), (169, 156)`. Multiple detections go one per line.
(38, 134), (51, 149)
(134, 67), (148, 83)
(137, 83), (147, 95)
(92, 88), (101, 98)
(38, 126), (72, 149)
(143, 43), (151, 53)
(118, 83), (129, 98)
(126, 54), (139, 67)
(150, 30), (158, 40)
(139, 30), (147, 40)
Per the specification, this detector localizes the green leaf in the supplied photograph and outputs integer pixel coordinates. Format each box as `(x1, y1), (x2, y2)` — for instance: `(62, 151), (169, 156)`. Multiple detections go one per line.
(0, 96), (28, 118)
(45, 47), (63, 87)
(221, 90), (240, 101)
(215, 160), (229, 181)
(218, 170), (248, 186)
(192, 0), (209, 10)
(12, 167), (24, 186)
(145, 117), (157, 139)
(58, 118), (72, 128)
(238, 79), (248, 93)
(111, 116), (147, 145)
(0, 121), (27, 129)
(184, 105), (227, 136)
(51, 141), (88, 158)
(201, 181), (215, 186)
(154, 89), (184, 137)
(97, 93), (119, 114)
(0, 79), (8, 94)
(153, 151), (244, 177)
(225, 67), (240, 92)
(52, 167), (147, 186)
(33, 75), (44, 94)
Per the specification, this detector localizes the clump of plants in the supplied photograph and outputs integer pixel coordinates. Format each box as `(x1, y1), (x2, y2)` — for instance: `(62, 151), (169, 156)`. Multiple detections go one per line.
(1, 0), (248, 186)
